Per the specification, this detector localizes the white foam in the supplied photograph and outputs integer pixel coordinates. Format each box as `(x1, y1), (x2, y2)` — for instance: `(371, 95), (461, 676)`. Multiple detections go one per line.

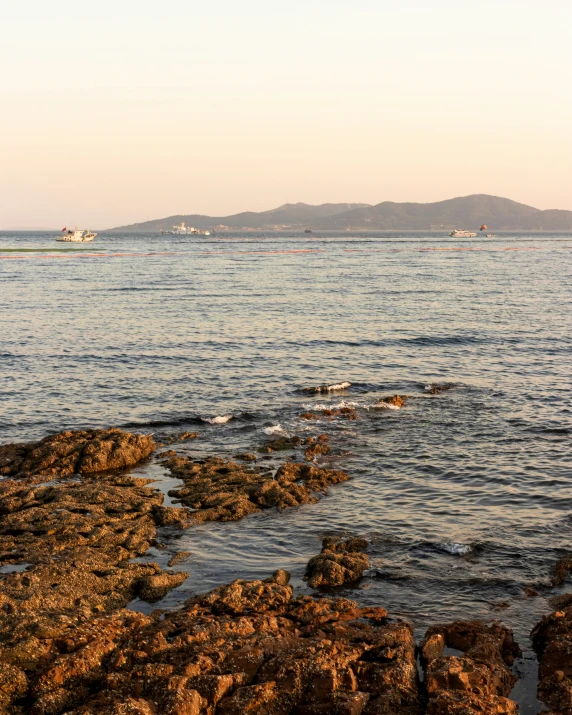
(201, 414), (233, 425)
(324, 381), (351, 391)
(436, 542), (472, 556)
(263, 424), (287, 435)
(368, 401), (401, 410)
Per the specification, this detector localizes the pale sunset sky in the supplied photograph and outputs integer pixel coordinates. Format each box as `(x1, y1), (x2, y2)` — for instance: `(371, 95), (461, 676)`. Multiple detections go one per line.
(1, 0), (570, 228)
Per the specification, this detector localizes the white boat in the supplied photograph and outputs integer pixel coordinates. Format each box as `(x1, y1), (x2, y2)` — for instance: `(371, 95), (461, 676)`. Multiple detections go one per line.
(56, 228), (96, 242)
(449, 229), (477, 237)
(161, 222), (211, 236)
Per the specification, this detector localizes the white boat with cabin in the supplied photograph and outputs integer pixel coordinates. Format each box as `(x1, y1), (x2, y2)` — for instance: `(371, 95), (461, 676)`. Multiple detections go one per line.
(449, 229), (477, 237)
(56, 228), (96, 242)
(161, 222), (211, 236)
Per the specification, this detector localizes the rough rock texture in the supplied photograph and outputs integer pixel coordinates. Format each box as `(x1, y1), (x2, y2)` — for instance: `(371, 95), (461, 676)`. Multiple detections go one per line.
(305, 537), (370, 589)
(531, 604), (572, 713)
(0, 571), (426, 715)
(164, 456), (349, 523)
(0, 430), (197, 714)
(421, 621), (521, 714)
(0, 429), (156, 481)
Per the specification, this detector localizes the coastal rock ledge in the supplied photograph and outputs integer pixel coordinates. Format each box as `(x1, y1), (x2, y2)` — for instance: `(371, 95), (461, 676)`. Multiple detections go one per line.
(0, 428), (156, 481)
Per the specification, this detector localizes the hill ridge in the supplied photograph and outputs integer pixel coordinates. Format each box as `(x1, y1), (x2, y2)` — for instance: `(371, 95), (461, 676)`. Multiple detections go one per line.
(106, 195), (572, 232)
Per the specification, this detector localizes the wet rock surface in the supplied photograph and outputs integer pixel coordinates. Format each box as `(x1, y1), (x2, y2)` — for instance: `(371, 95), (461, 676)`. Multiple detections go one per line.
(301, 407), (359, 421)
(164, 456), (349, 523)
(305, 536), (370, 589)
(0, 429), (156, 482)
(531, 602), (572, 713)
(421, 621), (521, 714)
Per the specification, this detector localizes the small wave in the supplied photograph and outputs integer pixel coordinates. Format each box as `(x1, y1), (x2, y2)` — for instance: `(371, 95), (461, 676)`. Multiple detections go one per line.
(367, 402), (401, 410)
(263, 424), (287, 435)
(201, 415), (233, 425)
(436, 542), (473, 556)
(303, 381), (351, 394)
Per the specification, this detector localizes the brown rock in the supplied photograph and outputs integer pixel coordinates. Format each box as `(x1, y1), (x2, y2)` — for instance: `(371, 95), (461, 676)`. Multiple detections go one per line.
(163, 456), (349, 523)
(0, 428), (155, 481)
(422, 621), (520, 715)
(305, 537), (370, 588)
(137, 571), (189, 602)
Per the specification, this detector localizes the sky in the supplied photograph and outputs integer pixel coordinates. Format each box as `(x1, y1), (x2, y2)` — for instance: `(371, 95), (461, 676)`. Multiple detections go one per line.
(1, 0), (571, 228)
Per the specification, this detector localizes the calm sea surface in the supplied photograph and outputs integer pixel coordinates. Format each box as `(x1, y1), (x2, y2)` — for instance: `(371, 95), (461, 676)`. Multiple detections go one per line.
(1, 231), (571, 709)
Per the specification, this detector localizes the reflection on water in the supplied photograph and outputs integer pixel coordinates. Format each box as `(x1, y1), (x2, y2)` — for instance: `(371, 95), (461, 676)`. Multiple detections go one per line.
(1, 230), (571, 710)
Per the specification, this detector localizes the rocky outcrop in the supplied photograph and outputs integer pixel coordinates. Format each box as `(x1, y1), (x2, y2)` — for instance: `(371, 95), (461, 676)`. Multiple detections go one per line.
(531, 603), (572, 713)
(0, 571), (425, 715)
(305, 536), (370, 588)
(164, 456), (349, 523)
(421, 621), (521, 714)
(0, 429), (156, 482)
(0, 431), (195, 714)
(301, 407), (359, 421)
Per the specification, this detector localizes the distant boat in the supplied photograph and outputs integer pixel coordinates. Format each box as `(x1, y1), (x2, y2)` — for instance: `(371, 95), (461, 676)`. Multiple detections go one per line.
(304, 228), (312, 234)
(486, 233), (496, 237)
(449, 229), (477, 237)
(56, 228), (96, 242)
(161, 222), (211, 236)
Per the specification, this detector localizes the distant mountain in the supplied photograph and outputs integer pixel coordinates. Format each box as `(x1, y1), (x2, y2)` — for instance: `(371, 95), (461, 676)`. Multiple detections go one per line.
(106, 195), (572, 232)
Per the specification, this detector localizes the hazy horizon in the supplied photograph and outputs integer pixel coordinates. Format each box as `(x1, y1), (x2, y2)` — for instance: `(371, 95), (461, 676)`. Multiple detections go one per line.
(1, 0), (571, 229)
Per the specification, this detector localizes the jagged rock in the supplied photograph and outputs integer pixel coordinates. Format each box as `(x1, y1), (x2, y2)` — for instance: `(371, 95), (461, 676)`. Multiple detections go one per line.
(164, 457), (349, 523)
(6, 574), (413, 714)
(422, 621), (521, 714)
(0, 429), (155, 481)
(305, 536), (370, 588)
(304, 435), (331, 461)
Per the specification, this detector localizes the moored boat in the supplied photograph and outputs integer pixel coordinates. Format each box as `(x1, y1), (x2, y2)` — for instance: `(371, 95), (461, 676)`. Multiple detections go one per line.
(56, 228), (96, 242)
(449, 229), (477, 237)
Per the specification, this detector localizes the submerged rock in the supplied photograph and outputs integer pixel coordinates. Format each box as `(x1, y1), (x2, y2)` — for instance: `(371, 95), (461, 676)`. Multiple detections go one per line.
(421, 621), (521, 714)
(164, 456), (349, 523)
(0, 428), (155, 481)
(551, 555), (572, 587)
(301, 407), (359, 421)
(305, 536), (370, 588)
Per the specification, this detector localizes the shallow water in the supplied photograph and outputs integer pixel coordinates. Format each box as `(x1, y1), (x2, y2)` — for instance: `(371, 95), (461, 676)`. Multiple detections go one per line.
(1, 230), (571, 708)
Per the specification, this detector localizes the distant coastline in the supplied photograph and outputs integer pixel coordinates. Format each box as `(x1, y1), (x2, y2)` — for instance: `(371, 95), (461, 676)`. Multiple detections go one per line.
(104, 194), (572, 233)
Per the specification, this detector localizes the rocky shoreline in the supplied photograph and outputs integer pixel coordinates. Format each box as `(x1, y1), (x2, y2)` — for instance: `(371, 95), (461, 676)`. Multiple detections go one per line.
(0, 428), (571, 714)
